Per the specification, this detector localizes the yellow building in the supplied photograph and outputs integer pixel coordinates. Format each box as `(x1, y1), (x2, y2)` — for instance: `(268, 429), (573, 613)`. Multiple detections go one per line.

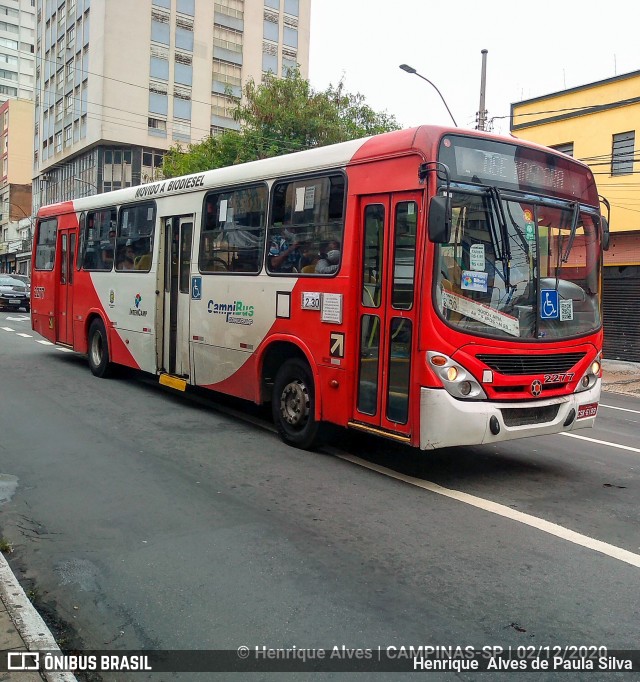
(511, 70), (640, 363)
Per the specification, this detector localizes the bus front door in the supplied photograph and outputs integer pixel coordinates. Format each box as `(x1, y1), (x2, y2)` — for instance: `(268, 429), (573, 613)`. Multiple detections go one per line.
(55, 227), (76, 345)
(162, 215), (193, 378)
(354, 193), (422, 441)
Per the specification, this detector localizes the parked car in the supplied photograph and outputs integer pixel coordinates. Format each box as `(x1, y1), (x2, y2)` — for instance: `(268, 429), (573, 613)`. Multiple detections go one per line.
(0, 276), (30, 312)
(8, 273), (30, 291)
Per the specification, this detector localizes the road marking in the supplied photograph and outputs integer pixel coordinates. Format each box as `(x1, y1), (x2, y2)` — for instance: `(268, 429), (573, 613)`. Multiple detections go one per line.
(36, 340), (53, 346)
(1, 326), (14, 331)
(56, 347), (74, 353)
(600, 404), (640, 415)
(5, 315), (29, 321)
(15, 332), (32, 338)
(560, 432), (640, 454)
(335, 452), (640, 569)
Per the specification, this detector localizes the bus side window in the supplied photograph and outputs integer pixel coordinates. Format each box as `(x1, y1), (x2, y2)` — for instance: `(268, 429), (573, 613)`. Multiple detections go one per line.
(199, 185), (267, 275)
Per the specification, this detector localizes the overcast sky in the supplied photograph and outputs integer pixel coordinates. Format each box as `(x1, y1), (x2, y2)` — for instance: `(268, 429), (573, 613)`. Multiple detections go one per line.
(308, 0), (638, 137)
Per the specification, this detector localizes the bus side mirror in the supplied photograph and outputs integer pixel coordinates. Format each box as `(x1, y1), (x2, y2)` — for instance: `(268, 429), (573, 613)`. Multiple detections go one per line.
(601, 216), (610, 251)
(428, 195), (452, 243)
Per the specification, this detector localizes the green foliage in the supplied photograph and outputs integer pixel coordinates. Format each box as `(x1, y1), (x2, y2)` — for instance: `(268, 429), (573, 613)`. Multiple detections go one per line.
(162, 69), (400, 178)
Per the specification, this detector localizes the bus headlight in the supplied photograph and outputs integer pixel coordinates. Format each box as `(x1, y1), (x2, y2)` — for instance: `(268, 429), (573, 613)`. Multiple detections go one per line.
(427, 351), (487, 400)
(575, 353), (601, 394)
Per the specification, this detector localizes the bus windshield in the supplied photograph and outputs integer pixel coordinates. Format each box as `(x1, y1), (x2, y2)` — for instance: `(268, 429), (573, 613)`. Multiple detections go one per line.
(435, 190), (602, 340)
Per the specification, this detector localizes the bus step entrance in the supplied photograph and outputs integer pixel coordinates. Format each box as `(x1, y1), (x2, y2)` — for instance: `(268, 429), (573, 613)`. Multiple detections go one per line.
(159, 373), (188, 392)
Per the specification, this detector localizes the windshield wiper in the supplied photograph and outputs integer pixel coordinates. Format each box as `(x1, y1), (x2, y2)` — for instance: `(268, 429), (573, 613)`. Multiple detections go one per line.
(561, 202), (580, 263)
(489, 187), (511, 288)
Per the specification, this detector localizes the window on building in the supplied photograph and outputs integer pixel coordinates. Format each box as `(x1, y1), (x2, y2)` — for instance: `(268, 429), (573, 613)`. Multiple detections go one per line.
(283, 26), (297, 48)
(263, 18), (279, 42)
(284, 0), (299, 15)
(175, 25), (194, 51)
(551, 142), (574, 157)
(612, 131), (635, 176)
(264, 0), (279, 8)
(151, 16), (170, 45)
(150, 55), (169, 80)
(262, 53), (277, 74)
(176, 0), (195, 15)
(148, 117), (167, 132)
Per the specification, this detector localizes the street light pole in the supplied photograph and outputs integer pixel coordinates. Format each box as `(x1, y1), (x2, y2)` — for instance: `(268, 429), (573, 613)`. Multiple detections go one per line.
(399, 64), (458, 127)
(74, 176), (98, 193)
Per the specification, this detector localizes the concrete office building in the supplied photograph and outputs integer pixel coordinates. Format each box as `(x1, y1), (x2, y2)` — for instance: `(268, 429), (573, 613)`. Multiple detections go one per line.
(33, 0), (310, 212)
(0, 0), (36, 104)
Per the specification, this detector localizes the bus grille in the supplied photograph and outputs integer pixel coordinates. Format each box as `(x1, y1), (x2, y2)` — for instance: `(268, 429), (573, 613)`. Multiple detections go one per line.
(477, 353), (585, 375)
(500, 405), (560, 427)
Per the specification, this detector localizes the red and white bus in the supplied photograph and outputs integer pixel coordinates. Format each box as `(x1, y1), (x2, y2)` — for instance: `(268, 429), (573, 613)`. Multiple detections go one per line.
(31, 126), (608, 450)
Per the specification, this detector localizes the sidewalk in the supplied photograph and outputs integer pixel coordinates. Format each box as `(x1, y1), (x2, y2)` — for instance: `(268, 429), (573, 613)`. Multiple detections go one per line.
(0, 552), (75, 682)
(602, 359), (640, 397)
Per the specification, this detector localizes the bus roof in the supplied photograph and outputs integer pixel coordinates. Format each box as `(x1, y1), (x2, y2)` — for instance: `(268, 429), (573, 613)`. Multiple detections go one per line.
(37, 125), (595, 217)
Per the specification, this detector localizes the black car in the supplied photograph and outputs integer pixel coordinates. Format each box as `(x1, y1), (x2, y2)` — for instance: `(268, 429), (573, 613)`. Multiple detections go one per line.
(0, 276), (30, 312)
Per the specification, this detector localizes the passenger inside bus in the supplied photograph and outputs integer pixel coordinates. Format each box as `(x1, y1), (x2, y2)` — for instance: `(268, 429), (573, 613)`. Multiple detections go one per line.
(268, 225), (303, 273)
(315, 240), (341, 274)
(100, 243), (114, 270)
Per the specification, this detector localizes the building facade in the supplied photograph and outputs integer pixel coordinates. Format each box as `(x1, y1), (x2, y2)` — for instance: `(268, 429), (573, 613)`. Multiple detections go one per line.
(511, 70), (640, 363)
(0, 97), (34, 273)
(33, 0), (311, 213)
(0, 0), (36, 104)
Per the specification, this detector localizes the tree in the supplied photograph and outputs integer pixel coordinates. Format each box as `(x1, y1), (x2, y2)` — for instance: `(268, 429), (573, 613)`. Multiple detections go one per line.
(162, 69), (399, 178)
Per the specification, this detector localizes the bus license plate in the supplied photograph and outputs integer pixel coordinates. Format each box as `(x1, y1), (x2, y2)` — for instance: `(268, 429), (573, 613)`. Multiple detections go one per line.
(8, 299), (20, 304)
(577, 402), (598, 419)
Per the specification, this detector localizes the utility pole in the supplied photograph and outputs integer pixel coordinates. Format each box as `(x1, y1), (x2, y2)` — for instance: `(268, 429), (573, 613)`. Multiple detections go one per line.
(476, 49), (488, 131)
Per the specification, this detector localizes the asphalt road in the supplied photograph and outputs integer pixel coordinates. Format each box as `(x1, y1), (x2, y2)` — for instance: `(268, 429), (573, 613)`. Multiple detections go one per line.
(0, 311), (638, 680)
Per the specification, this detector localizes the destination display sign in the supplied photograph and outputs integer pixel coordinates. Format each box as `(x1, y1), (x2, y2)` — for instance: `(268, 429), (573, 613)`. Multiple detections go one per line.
(438, 135), (599, 204)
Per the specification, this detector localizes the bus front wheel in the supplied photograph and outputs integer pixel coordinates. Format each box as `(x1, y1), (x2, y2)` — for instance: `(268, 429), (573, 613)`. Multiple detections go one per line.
(88, 319), (113, 378)
(272, 359), (320, 450)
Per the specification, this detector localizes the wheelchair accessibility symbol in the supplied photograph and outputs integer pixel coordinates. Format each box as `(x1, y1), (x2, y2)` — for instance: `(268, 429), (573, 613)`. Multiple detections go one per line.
(540, 289), (559, 320)
(191, 276), (202, 300)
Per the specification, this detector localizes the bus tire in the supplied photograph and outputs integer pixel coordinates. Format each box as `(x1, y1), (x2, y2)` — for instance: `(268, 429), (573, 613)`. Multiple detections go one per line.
(272, 358), (321, 450)
(88, 318), (113, 378)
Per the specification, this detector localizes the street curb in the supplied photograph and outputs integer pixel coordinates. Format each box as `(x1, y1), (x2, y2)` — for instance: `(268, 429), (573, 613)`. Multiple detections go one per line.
(0, 551), (77, 682)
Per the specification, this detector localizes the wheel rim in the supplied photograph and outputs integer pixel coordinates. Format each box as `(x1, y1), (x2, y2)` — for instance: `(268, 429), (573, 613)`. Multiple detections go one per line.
(279, 378), (310, 429)
(90, 331), (103, 368)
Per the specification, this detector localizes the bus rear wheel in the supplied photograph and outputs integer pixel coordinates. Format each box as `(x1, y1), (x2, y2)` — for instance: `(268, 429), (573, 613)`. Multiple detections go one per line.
(88, 318), (113, 378)
(272, 359), (320, 450)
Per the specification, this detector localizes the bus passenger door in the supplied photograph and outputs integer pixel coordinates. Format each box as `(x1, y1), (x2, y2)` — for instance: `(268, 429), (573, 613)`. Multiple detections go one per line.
(55, 228), (76, 345)
(162, 215), (193, 377)
(354, 192), (422, 439)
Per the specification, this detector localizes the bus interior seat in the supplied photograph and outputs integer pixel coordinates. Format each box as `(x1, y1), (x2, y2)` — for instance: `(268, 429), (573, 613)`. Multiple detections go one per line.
(134, 253), (152, 270)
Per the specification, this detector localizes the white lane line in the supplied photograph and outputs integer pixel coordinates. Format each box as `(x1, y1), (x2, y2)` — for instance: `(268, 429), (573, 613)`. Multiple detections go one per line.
(560, 432), (640, 454)
(600, 404), (640, 415)
(1, 326), (14, 331)
(335, 452), (640, 569)
(5, 315), (29, 321)
(15, 332), (32, 338)
(56, 347), (74, 353)
(36, 339), (53, 346)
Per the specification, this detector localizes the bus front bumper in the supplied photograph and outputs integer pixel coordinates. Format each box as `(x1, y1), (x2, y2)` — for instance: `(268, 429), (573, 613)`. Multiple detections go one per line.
(419, 381), (601, 450)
